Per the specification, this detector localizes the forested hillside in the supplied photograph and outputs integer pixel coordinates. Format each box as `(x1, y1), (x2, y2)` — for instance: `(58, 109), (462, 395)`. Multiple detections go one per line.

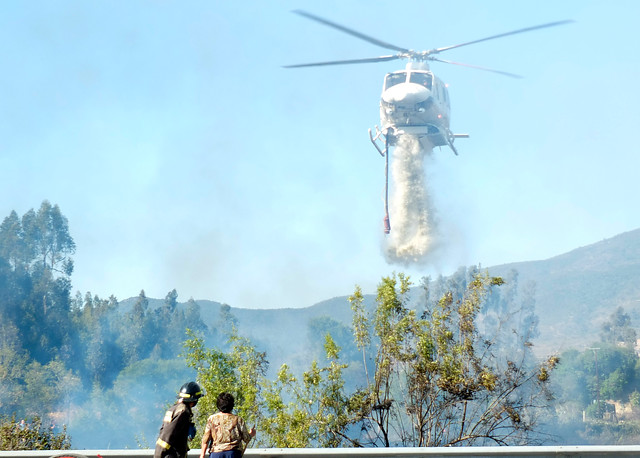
(0, 202), (208, 446)
(3, 202), (640, 448)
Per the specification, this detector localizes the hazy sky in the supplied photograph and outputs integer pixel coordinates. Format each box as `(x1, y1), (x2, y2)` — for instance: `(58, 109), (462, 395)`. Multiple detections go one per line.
(1, 1), (638, 309)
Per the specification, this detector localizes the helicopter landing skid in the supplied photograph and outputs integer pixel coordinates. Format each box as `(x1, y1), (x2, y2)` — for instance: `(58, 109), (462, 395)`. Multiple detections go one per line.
(446, 131), (469, 156)
(368, 126), (387, 157)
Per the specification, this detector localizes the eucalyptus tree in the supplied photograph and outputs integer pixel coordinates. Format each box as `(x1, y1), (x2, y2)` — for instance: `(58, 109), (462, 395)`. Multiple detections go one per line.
(118, 290), (155, 365)
(0, 202), (76, 364)
(21, 201), (75, 276)
(347, 269), (557, 447)
(71, 293), (123, 387)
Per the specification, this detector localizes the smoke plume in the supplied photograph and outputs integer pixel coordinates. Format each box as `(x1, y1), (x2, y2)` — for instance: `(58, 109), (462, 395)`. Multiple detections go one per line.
(384, 134), (434, 265)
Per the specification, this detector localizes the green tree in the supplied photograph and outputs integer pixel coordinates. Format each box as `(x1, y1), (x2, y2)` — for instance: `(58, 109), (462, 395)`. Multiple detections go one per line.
(71, 293), (123, 388)
(585, 346), (637, 408)
(118, 290), (155, 365)
(0, 210), (29, 272)
(0, 320), (29, 416)
(184, 327), (353, 448)
(0, 202), (76, 364)
(260, 335), (352, 448)
(346, 270), (557, 447)
(260, 364), (311, 447)
(184, 298), (207, 335)
(551, 348), (590, 424)
(601, 368), (628, 401)
(150, 291), (207, 360)
(22, 359), (81, 417)
(182, 328), (268, 444)
(553, 342), (640, 436)
(151, 289), (181, 359)
(307, 316), (358, 364)
(600, 306), (637, 347)
(21, 201), (75, 275)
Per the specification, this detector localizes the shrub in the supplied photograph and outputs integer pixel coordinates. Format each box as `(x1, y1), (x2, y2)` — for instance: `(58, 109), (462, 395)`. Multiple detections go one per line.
(0, 415), (71, 450)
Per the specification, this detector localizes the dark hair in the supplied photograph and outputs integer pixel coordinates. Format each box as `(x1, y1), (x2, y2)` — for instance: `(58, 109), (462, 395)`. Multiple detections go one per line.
(217, 392), (235, 413)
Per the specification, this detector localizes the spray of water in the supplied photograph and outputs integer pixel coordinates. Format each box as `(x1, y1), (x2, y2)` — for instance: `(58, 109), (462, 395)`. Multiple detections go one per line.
(384, 134), (434, 265)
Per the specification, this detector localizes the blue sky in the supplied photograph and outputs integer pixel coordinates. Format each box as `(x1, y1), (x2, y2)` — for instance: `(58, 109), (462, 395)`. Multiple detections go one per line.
(1, 1), (638, 309)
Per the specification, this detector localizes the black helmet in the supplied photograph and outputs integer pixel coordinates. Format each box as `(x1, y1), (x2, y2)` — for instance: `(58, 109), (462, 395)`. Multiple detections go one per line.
(179, 381), (204, 403)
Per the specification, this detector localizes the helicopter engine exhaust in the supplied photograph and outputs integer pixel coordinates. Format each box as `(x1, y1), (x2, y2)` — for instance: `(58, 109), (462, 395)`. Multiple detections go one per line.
(384, 134), (433, 264)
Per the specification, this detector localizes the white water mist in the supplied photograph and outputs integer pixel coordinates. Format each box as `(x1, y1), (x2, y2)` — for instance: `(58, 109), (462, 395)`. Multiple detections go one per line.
(384, 134), (433, 264)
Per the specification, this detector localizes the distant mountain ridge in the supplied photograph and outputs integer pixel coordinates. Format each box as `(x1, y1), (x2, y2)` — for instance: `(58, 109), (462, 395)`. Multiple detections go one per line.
(488, 228), (640, 355)
(129, 228), (640, 363)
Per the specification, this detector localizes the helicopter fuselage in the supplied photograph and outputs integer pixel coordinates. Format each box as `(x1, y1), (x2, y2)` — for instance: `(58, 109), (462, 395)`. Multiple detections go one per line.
(379, 64), (451, 149)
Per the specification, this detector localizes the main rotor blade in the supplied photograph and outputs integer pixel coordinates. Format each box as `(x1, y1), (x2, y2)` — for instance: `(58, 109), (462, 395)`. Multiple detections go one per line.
(293, 10), (410, 53)
(430, 57), (523, 78)
(284, 55), (400, 68)
(432, 19), (574, 54)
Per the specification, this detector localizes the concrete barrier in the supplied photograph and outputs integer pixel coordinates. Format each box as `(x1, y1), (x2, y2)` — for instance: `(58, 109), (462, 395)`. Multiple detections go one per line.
(2, 447), (640, 458)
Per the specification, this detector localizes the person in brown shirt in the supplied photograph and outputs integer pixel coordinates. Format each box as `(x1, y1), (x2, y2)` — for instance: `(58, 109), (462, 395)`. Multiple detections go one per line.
(199, 392), (256, 458)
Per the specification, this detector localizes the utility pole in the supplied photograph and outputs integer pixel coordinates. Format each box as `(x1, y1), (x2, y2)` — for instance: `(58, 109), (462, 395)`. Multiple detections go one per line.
(588, 347), (601, 417)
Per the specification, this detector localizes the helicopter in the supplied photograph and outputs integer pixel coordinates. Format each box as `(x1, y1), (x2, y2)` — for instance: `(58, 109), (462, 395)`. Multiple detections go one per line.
(285, 11), (572, 234)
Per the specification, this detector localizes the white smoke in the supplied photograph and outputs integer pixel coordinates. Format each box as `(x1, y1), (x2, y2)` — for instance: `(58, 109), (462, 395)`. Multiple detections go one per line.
(384, 134), (435, 265)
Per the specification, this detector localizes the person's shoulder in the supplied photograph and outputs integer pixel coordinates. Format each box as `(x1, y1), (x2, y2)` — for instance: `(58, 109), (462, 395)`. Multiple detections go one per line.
(208, 412), (224, 421)
(174, 402), (190, 414)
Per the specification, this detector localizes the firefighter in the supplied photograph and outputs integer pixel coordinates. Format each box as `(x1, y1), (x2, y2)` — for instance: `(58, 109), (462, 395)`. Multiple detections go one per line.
(155, 381), (204, 458)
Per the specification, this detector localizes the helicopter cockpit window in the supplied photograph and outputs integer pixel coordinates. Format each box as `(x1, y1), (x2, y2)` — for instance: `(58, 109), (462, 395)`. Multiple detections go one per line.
(384, 72), (407, 90)
(409, 72), (432, 89)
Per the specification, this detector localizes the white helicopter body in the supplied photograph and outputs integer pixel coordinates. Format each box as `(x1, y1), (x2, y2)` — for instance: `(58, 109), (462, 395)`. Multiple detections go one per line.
(379, 63), (453, 151)
(286, 11), (572, 233)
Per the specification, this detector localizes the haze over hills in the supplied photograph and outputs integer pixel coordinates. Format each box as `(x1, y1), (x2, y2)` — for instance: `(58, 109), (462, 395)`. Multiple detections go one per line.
(488, 228), (640, 355)
(72, 228), (640, 448)
(131, 228), (640, 365)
